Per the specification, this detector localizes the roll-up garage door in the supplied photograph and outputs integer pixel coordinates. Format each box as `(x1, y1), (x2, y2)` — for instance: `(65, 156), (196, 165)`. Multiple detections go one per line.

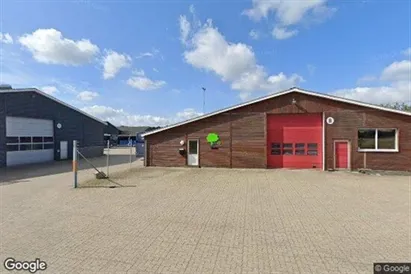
(6, 117), (54, 166)
(267, 114), (323, 169)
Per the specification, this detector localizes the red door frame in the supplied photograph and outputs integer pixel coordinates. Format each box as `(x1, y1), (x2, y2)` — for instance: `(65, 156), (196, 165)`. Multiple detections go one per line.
(333, 140), (351, 170)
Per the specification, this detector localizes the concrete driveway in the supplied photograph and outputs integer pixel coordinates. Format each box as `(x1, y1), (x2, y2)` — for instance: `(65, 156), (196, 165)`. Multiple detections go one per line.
(0, 163), (410, 273)
(0, 147), (142, 185)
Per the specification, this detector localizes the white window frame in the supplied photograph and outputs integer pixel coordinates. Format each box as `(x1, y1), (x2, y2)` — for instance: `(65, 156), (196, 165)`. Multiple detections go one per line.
(357, 128), (399, 152)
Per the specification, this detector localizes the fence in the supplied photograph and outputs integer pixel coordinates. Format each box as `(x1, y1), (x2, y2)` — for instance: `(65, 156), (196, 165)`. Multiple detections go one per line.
(73, 140), (140, 188)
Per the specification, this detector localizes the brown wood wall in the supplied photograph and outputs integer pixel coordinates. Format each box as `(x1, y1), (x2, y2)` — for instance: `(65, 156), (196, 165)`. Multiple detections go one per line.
(146, 92), (411, 171)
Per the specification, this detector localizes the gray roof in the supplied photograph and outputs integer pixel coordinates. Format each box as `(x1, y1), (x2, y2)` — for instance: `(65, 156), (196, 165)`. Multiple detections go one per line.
(0, 88), (106, 125)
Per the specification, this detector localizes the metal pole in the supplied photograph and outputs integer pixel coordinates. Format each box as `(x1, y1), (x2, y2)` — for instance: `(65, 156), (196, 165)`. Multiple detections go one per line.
(203, 88), (205, 113)
(106, 140), (110, 177)
(129, 141), (132, 169)
(73, 140), (78, 188)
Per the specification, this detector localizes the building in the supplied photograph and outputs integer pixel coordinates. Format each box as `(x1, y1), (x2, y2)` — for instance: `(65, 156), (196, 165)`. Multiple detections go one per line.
(104, 121), (120, 146)
(141, 87), (411, 171)
(116, 126), (161, 146)
(0, 86), (105, 167)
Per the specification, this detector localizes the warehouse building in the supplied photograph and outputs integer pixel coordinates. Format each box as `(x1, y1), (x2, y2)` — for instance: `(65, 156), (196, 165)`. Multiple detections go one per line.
(0, 86), (105, 167)
(142, 87), (411, 171)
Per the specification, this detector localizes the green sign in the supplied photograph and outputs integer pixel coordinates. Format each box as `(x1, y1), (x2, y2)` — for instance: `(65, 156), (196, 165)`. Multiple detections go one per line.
(206, 133), (221, 148)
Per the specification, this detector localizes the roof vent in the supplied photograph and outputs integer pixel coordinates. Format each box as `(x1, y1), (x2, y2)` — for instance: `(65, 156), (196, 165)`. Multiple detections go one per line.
(0, 84), (12, 90)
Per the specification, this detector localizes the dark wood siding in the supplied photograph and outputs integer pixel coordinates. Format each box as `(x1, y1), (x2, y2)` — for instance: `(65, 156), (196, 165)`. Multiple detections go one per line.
(145, 92), (411, 171)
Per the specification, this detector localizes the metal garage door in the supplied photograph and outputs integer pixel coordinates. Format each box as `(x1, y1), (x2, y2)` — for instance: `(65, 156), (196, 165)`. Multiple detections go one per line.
(6, 117), (54, 166)
(267, 114), (322, 169)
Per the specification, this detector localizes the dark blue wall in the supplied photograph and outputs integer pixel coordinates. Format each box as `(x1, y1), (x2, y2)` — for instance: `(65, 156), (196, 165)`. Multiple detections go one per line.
(0, 91), (105, 167)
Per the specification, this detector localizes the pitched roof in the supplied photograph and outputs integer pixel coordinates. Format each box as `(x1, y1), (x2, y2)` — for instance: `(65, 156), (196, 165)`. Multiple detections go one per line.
(142, 87), (411, 137)
(117, 126), (152, 135)
(0, 88), (106, 125)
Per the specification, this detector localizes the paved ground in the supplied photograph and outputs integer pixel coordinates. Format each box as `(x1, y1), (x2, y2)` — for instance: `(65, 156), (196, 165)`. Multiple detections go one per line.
(0, 155), (410, 273)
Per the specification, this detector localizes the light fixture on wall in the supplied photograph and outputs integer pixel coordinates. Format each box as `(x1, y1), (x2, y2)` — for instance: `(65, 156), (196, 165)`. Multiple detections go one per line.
(291, 98), (297, 104)
(180, 140), (185, 146)
(56, 123), (62, 129)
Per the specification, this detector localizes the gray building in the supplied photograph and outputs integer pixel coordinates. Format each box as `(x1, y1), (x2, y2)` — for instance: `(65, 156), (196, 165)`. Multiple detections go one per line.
(0, 86), (105, 167)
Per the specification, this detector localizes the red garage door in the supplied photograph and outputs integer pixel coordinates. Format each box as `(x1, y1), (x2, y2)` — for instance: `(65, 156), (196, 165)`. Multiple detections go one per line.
(267, 114), (323, 169)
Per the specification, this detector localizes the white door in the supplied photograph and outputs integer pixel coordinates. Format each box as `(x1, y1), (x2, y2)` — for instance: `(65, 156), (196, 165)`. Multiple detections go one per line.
(60, 141), (68, 160)
(6, 117), (54, 166)
(187, 140), (199, 166)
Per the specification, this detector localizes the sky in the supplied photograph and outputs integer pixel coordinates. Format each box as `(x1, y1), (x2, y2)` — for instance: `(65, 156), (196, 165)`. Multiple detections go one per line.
(0, 0), (410, 126)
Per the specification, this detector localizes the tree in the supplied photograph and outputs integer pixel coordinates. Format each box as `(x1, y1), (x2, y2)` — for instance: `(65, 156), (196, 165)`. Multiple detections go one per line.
(380, 102), (411, 112)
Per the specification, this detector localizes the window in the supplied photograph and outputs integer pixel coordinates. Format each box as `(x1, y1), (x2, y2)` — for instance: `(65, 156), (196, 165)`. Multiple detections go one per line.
(358, 129), (375, 149)
(20, 144), (32, 151)
(5, 136), (54, 152)
(295, 143), (305, 149)
(6, 137), (19, 143)
(271, 143), (281, 155)
(358, 129), (398, 152)
(307, 143), (317, 149)
(283, 143), (293, 149)
(295, 143), (305, 156)
(283, 150), (293, 155)
(377, 129), (396, 150)
(271, 149), (281, 155)
(33, 137), (43, 143)
(44, 137), (54, 143)
(295, 150), (305, 155)
(188, 140), (198, 154)
(20, 136), (31, 143)
(307, 150), (318, 156)
(307, 143), (318, 156)
(271, 143), (281, 149)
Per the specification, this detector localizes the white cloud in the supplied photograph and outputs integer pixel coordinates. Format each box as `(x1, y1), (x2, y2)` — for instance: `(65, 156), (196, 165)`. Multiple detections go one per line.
(402, 47), (411, 56)
(77, 91), (99, 101)
(179, 15), (191, 45)
(189, 4), (196, 14)
(0, 33), (13, 44)
(357, 75), (377, 84)
(249, 29), (260, 40)
(136, 49), (159, 59)
(127, 70), (166, 90)
(333, 83), (409, 105)
(380, 60), (410, 82)
(18, 28), (99, 65)
(176, 108), (203, 120)
(41, 86), (58, 95)
(132, 69), (146, 76)
(334, 57), (411, 105)
(82, 105), (202, 126)
(243, 0), (335, 39)
(181, 19), (303, 100)
(102, 50), (131, 79)
(153, 68), (159, 73)
(272, 27), (298, 40)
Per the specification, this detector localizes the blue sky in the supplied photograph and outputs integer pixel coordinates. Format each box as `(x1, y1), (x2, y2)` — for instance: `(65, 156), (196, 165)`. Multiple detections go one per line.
(1, 0), (410, 126)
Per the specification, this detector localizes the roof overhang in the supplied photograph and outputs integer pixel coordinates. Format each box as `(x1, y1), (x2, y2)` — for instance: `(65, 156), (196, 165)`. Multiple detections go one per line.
(142, 87), (411, 137)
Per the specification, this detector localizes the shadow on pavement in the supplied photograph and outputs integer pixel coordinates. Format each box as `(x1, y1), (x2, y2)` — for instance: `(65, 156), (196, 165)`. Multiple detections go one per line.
(0, 150), (142, 184)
